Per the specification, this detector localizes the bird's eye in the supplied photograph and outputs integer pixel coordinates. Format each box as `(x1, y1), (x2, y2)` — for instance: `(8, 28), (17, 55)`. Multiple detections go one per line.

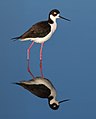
(54, 12), (57, 15)
(49, 103), (59, 110)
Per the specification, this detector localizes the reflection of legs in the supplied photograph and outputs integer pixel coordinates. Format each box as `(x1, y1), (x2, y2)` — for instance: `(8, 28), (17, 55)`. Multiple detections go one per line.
(27, 41), (35, 78)
(40, 43), (44, 78)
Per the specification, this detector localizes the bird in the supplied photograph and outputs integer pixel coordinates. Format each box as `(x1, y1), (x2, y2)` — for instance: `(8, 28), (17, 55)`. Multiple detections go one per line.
(12, 9), (70, 78)
(14, 77), (70, 110)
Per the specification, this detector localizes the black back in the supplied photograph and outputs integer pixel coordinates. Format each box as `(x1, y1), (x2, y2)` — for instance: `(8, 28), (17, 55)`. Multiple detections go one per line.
(18, 83), (51, 98)
(19, 21), (51, 39)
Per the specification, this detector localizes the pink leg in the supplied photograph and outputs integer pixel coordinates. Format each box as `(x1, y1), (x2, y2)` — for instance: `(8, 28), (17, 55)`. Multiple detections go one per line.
(40, 43), (44, 78)
(27, 41), (35, 78)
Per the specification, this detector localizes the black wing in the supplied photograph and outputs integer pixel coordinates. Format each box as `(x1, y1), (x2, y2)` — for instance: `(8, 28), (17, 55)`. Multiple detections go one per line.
(19, 21), (51, 39)
(16, 83), (51, 98)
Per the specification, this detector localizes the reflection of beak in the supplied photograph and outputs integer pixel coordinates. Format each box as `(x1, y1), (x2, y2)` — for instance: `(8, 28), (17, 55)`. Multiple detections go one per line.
(59, 99), (70, 104)
(59, 15), (71, 21)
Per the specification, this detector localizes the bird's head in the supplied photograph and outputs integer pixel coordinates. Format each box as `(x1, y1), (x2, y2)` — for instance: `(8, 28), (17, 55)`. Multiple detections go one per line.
(48, 96), (70, 110)
(49, 9), (70, 23)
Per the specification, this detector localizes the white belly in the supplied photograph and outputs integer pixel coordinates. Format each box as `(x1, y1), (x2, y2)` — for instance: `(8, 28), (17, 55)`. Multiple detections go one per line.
(21, 22), (57, 43)
(31, 30), (54, 43)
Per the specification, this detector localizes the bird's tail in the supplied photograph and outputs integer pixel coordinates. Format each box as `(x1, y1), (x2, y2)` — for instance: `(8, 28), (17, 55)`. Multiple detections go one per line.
(11, 36), (21, 41)
(12, 82), (22, 85)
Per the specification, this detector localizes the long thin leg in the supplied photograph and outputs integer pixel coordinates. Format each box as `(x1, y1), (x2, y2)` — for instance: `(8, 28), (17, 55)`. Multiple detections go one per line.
(40, 42), (44, 78)
(27, 41), (35, 78)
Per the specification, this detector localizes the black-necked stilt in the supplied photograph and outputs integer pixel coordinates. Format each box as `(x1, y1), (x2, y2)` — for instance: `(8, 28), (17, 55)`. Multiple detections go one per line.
(14, 77), (70, 110)
(12, 9), (70, 78)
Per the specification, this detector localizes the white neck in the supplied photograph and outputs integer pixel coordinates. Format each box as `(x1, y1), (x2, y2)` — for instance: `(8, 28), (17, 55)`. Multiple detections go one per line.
(49, 14), (60, 33)
(50, 14), (57, 23)
(49, 98), (59, 105)
(50, 21), (57, 33)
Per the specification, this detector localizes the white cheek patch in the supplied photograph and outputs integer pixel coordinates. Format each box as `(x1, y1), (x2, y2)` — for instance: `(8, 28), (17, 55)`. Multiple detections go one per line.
(50, 14), (57, 22)
(56, 14), (59, 18)
(50, 14), (59, 22)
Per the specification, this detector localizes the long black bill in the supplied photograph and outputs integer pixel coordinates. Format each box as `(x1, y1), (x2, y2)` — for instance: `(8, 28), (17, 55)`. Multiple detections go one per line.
(59, 99), (70, 104)
(59, 16), (71, 21)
